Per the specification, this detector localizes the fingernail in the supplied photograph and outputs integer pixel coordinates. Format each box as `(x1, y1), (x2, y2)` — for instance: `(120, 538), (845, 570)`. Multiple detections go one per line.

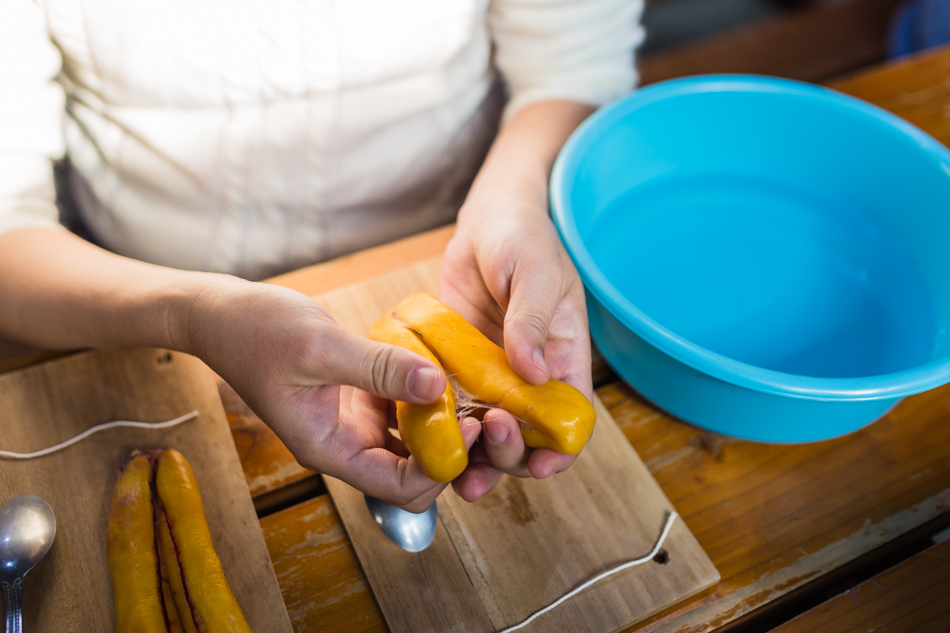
(533, 349), (548, 374)
(485, 419), (508, 444)
(408, 367), (441, 400)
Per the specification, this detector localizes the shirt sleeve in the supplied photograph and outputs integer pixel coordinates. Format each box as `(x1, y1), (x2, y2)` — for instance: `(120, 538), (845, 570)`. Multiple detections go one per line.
(0, 0), (67, 236)
(489, 0), (645, 122)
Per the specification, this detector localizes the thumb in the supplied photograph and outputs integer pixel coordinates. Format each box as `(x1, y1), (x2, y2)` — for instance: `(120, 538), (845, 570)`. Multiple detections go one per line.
(318, 330), (447, 404)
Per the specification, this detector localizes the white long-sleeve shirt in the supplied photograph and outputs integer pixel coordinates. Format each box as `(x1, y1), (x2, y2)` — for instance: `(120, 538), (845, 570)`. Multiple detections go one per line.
(1, 0), (643, 280)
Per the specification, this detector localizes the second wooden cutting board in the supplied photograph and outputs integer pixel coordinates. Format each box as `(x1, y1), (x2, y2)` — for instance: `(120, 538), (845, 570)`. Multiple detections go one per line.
(316, 257), (719, 633)
(0, 348), (292, 632)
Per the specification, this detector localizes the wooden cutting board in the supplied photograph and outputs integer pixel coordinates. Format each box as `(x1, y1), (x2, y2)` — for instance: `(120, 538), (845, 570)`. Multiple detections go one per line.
(317, 257), (720, 633)
(0, 347), (292, 632)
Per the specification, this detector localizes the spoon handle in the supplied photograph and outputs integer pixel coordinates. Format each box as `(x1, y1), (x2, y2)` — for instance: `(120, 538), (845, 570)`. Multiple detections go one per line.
(3, 579), (24, 633)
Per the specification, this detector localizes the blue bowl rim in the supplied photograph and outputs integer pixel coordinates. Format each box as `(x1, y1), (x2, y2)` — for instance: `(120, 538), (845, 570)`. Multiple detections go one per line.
(550, 74), (950, 402)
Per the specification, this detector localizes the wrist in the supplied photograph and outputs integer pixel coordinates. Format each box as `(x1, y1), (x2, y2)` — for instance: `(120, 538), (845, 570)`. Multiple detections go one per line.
(160, 272), (248, 358)
(460, 101), (595, 224)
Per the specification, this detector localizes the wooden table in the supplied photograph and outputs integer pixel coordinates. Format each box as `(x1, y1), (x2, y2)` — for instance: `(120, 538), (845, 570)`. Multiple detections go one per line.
(5, 44), (950, 633)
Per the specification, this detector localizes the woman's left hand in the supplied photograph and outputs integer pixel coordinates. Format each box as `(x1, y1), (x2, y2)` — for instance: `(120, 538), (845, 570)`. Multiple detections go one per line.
(438, 100), (596, 502)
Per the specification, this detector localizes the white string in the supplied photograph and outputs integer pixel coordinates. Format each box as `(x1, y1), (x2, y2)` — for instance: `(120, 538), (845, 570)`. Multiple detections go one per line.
(498, 511), (679, 633)
(0, 409), (200, 460)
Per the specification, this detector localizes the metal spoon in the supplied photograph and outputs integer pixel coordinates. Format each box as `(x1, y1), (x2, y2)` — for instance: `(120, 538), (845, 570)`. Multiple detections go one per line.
(363, 494), (437, 552)
(0, 495), (56, 633)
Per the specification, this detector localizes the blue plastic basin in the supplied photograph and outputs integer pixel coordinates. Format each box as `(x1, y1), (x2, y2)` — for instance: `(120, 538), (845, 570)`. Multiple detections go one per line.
(550, 75), (950, 442)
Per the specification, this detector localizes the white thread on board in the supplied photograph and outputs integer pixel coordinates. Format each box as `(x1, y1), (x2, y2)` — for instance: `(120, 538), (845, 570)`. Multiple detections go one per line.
(0, 410), (200, 459)
(498, 511), (680, 633)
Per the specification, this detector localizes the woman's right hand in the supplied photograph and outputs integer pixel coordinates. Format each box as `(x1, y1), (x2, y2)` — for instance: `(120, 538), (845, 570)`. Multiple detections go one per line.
(177, 277), (480, 512)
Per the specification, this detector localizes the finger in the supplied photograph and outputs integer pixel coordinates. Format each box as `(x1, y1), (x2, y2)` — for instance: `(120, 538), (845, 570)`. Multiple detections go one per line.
(481, 408), (531, 477)
(345, 415), (482, 512)
(534, 284), (594, 398)
(438, 258), (506, 347)
(528, 448), (579, 479)
(451, 461), (505, 502)
(318, 330), (447, 404)
(503, 252), (564, 385)
(389, 416), (483, 511)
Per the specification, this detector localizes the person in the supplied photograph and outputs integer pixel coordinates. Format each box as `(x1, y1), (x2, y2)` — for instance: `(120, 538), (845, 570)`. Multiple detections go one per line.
(0, 0), (644, 512)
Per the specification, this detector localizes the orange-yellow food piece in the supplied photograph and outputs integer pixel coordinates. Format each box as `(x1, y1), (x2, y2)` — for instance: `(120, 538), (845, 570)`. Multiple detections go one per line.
(370, 311), (466, 483)
(159, 553), (185, 633)
(375, 292), (596, 468)
(107, 450), (251, 633)
(157, 511), (196, 633)
(155, 449), (252, 633)
(106, 455), (171, 633)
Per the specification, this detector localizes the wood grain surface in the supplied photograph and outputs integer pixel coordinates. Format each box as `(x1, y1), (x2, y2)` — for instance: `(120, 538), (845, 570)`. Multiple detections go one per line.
(767, 538), (950, 633)
(0, 348), (291, 632)
(315, 258), (719, 633)
(600, 379), (950, 633)
(830, 43), (950, 144)
(262, 496), (385, 633)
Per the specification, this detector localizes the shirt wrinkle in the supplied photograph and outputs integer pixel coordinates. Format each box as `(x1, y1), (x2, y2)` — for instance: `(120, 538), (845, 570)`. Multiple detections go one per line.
(2, 0), (642, 280)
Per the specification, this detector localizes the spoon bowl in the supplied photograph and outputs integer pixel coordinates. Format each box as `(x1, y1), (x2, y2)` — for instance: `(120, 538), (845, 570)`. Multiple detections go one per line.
(0, 495), (56, 633)
(363, 494), (437, 553)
